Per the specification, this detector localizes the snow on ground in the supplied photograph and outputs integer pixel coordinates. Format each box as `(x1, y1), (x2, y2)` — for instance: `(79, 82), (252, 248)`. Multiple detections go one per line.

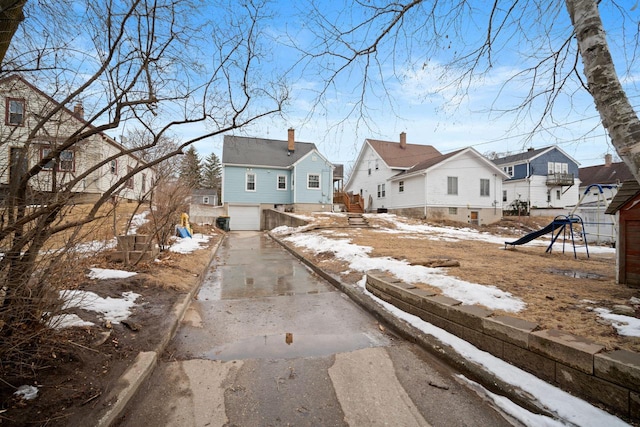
(593, 308), (640, 337)
(127, 211), (150, 234)
(14, 385), (39, 401)
(355, 277), (629, 426)
(53, 290), (140, 326)
(283, 232), (525, 312)
(74, 238), (118, 254)
(87, 268), (137, 280)
(49, 313), (95, 329)
(169, 233), (211, 254)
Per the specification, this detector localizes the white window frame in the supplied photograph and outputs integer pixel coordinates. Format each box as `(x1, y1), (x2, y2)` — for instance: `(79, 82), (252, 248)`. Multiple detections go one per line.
(480, 178), (490, 197)
(447, 176), (458, 195)
(246, 173), (256, 192)
(377, 183), (386, 198)
(449, 207), (457, 215)
(307, 173), (320, 189)
(399, 180), (404, 193)
(504, 165), (513, 177)
(277, 174), (287, 190)
(502, 190), (507, 202)
(203, 196), (210, 204)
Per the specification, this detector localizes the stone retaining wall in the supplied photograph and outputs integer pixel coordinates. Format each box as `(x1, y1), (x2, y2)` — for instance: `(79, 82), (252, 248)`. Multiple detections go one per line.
(366, 270), (640, 421)
(262, 209), (308, 230)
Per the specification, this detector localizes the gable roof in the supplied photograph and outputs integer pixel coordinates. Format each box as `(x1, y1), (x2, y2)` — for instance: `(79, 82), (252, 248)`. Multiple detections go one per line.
(579, 161), (634, 188)
(366, 139), (441, 169)
(222, 135), (318, 168)
(605, 179), (640, 214)
(392, 147), (509, 180)
(0, 74), (146, 164)
(492, 145), (578, 166)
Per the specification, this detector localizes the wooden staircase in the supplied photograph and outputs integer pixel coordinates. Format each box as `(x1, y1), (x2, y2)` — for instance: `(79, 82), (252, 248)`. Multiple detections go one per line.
(334, 191), (364, 213)
(347, 213), (369, 227)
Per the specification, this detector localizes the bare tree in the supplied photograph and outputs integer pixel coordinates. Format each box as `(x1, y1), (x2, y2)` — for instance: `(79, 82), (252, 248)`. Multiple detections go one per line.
(294, 0), (639, 180)
(0, 0), (286, 365)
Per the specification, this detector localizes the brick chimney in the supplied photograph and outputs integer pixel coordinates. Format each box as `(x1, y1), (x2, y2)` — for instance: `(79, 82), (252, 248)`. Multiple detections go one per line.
(73, 102), (84, 119)
(605, 153), (612, 167)
(400, 132), (407, 149)
(288, 128), (295, 152)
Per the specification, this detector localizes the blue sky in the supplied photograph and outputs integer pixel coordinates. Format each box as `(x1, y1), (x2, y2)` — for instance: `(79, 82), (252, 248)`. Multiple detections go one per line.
(178, 0), (639, 171)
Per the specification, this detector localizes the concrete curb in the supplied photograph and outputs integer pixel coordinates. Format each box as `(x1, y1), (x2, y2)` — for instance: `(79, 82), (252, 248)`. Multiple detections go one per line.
(94, 233), (226, 427)
(267, 231), (558, 418)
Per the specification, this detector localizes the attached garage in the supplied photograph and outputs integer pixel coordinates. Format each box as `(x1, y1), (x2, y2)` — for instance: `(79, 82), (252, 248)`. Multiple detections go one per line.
(227, 205), (261, 231)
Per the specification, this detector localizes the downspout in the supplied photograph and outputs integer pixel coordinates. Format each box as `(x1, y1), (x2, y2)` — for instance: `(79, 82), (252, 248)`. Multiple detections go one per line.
(423, 172), (428, 219)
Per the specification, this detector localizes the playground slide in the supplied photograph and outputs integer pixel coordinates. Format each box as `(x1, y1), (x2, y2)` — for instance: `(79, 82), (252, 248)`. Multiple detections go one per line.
(505, 221), (561, 247)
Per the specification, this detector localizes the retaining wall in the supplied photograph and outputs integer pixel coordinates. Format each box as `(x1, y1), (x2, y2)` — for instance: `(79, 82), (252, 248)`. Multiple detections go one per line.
(366, 270), (640, 421)
(262, 209), (309, 230)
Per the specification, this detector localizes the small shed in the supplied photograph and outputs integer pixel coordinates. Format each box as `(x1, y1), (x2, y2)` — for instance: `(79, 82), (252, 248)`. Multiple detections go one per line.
(606, 179), (640, 287)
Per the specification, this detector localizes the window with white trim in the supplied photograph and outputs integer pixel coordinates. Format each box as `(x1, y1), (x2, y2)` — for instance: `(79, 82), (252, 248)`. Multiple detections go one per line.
(307, 174), (320, 189)
(377, 183), (385, 198)
(246, 173), (256, 191)
(203, 196), (210, 204)
(447, 176), (458, 195)
(449, 207), (457, 215)
(480, 178), (490, 197)
(503, 165), (513, 177)
(110, 159), (117, 174)
(502, 190), (507, 202)
(41, 147), (75, 172)
(277, 175), (287, 190)
(399, 180), (404, 193)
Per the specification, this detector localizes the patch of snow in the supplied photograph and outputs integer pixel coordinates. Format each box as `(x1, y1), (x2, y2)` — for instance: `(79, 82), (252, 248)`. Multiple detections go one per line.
(284, 232), (525, 312)
(593, 308), (640, 337)
(74, 238), (118, 254)
(128, 211), (149, 234)
(48, 313), (95, 329)
(14, 385), (39, 401)
(355, 277), (629, 426)
(169, 234), (210, 254)
(59, 290), (140, 324)
(87, 268), (137, 280)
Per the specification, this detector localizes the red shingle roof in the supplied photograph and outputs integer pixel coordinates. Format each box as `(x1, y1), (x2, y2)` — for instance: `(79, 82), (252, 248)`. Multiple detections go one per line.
(367, 139), (441, 169)
(579, 162), (634, 187)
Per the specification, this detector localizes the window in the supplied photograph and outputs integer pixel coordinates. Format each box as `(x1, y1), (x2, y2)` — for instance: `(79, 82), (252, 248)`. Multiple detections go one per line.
(447, 176), (458, 195)
(556, 190), (561, 200)
(375, 160), (379, 170)
(548, 162), (568, 174)
(246, 173), (256, 191)
(110, 159), (117, 174)
(377, 183), (386, 198)
(126, 166), (134, 189)
(59, 150), (74, 171)
(503, 165), (513, 177)
(480, 178), (490, 197)
(399, 180), (404, 193)
(368, 168), (371, 176)
(6, 98), (25, 125)
(449, 207), (458, 215)
(547, 190), (551, 203)
(40, 147), (74, 171)
(502, 190), (507, 202)
(203, 196), (210, 204)
(142, 173), (146, 192)
(277, 175), (287, 190)
(307, 174), (320, 189)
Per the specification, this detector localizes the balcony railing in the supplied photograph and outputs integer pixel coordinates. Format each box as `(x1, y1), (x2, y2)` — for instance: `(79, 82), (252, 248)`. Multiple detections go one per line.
(546, 173), (575, 186)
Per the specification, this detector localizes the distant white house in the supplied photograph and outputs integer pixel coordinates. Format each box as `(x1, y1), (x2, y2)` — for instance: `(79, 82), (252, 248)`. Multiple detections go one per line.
(388, 148), (508, 225)
(0, 75), (153, 203)
(345, 133), (441, 212)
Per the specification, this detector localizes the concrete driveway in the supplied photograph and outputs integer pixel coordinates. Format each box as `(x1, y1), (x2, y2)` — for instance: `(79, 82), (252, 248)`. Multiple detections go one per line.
(119, 231), (512, 426)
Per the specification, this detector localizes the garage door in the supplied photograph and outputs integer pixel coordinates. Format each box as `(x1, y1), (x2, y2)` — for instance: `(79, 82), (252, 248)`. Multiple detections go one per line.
(228, 205), (261, 230)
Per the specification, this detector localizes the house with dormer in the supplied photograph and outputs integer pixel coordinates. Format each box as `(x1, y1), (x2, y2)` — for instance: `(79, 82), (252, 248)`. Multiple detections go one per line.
(492, 146), (580, 213)
(221, 129), (333, 230)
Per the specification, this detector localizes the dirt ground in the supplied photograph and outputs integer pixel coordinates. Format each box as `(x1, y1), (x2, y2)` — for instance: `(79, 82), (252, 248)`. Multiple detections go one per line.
(0, 229), (220, 427)
(283, 213), (640, 353)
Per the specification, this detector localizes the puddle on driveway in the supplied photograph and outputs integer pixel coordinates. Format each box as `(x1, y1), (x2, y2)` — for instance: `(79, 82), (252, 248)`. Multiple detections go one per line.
(546, 268), (607, 280)
(204, 332), (387, 361)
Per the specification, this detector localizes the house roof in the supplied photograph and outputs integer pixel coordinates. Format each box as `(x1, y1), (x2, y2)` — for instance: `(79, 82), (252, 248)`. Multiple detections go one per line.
(222, 135), (318, 167)
(192, 188), (218, 195)
(492, 145), (578, 166)
(366, 139), (441, 169)
(0, 74), (148, 165)
(579, 161), (634, 188)
(605, 179), (640, 214)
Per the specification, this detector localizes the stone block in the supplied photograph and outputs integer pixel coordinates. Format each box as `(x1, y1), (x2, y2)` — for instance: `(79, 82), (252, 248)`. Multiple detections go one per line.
(530, 329), (604, 374)
(366, 274), (417, 301)
(403, 287), (437, 307)
(116, 235), (136, 251)
(631, 392), (640, 420)
(446, 305), (493, 331)
(446, 321), (503, 358)
(483, 315), (539, 348)
(502, 342), (556, 382)
(556, 363), (629, 416)
(420, 295), (462, 318)
(135, 234), (152, 244)
(595, 349), (640, 392)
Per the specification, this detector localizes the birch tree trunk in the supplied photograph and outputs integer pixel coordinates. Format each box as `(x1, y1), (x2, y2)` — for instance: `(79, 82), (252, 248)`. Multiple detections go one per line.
(565, 0), (640, 183)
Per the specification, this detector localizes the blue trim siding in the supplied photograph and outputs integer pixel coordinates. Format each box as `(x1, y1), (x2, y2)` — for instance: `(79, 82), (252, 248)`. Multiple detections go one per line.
(293, 154), (333, 204)
(529, 148), (578, 177)
(223, 166), (292, 204)
(513, 163), (528, 179)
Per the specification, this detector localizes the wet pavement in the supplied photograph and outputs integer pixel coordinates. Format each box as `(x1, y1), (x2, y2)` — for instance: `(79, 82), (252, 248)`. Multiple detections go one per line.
(119, 232), (514, 426)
